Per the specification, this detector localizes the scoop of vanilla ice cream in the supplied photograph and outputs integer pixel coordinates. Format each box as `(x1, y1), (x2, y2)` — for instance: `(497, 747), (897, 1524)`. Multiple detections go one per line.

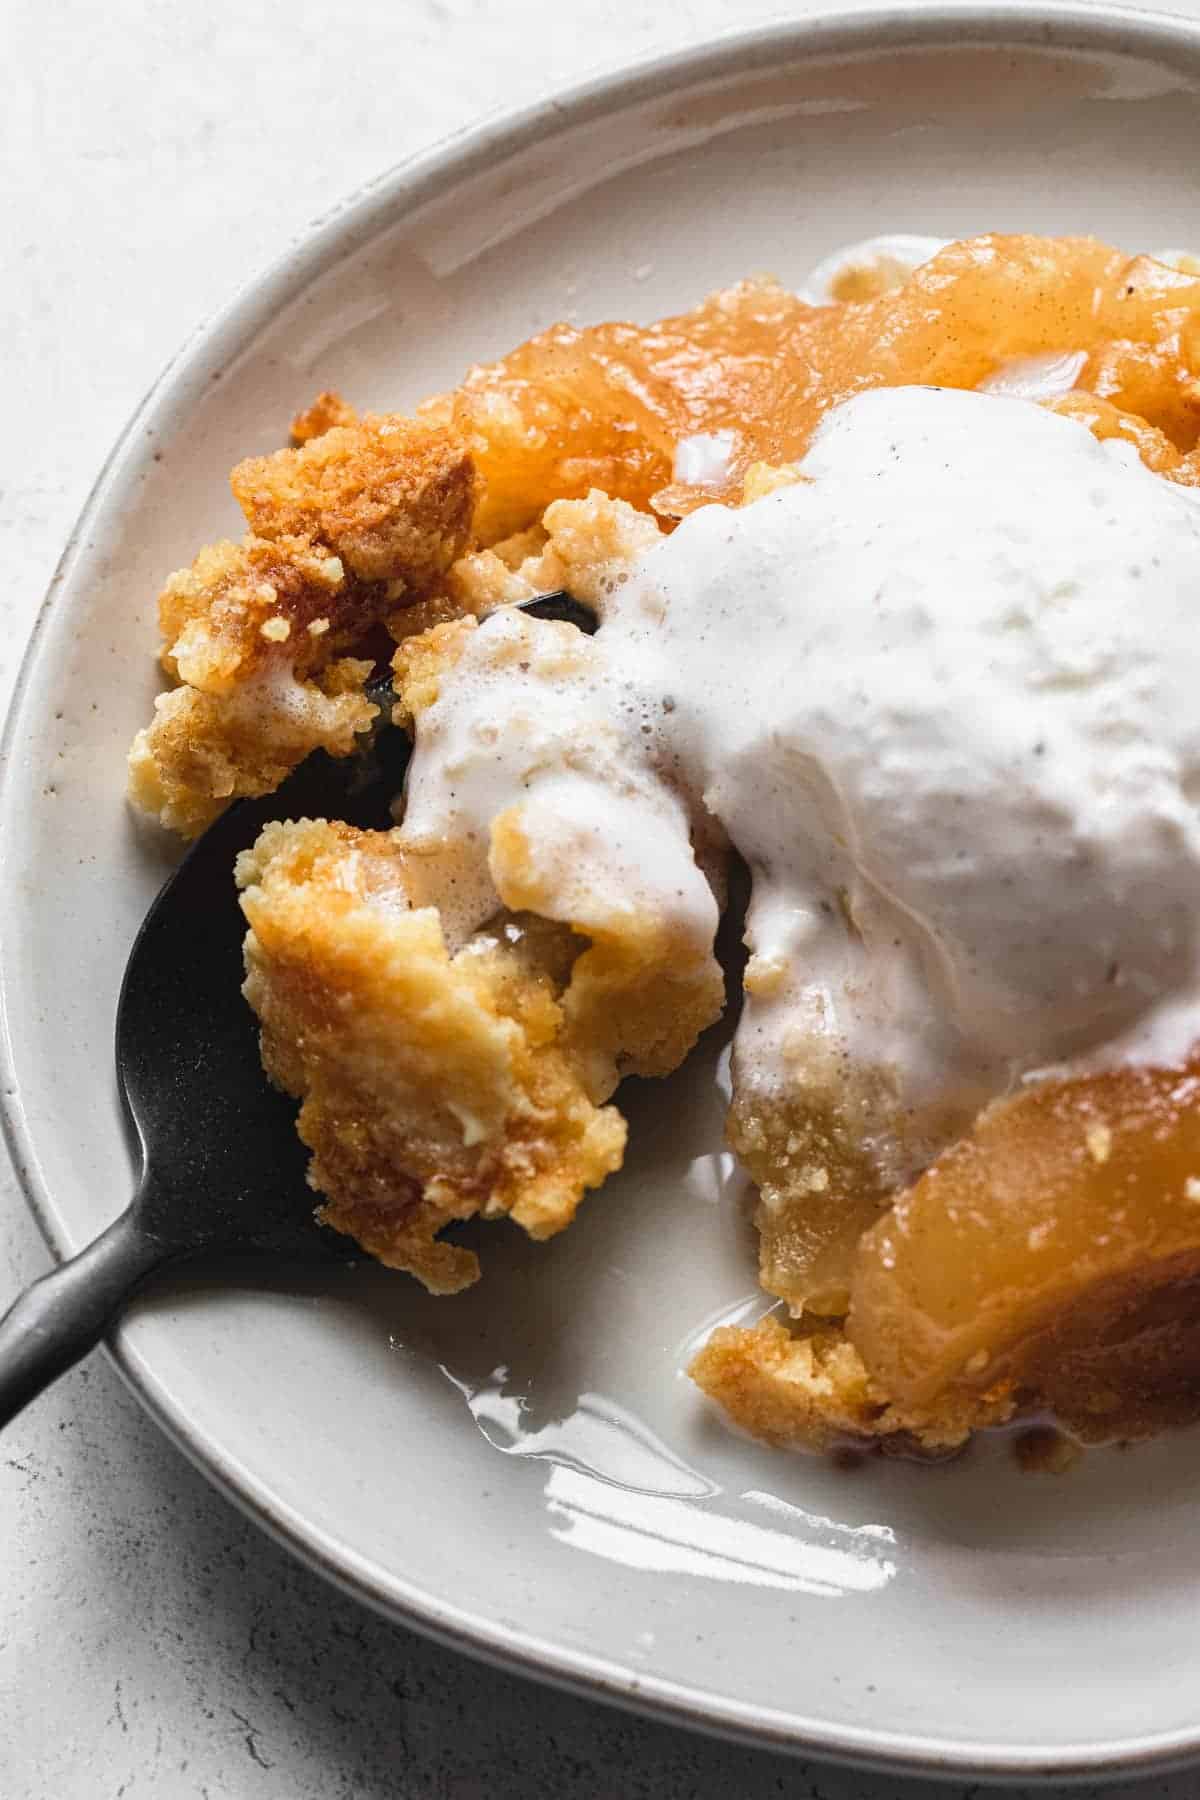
(603, 386), (1200, 1121)
(396, 385), (1200, 1153)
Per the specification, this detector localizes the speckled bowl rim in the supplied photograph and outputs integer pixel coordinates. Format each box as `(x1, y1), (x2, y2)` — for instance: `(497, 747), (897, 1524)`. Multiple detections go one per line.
(7, 4), (1200, 1782)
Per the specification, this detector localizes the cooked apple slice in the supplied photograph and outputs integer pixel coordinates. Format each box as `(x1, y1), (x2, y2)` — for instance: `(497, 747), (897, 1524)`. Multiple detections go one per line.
(848, 1058), (1200, 1440)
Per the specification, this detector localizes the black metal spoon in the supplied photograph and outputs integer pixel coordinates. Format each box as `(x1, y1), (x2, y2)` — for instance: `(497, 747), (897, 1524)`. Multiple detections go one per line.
(0, 592), (597, 1429)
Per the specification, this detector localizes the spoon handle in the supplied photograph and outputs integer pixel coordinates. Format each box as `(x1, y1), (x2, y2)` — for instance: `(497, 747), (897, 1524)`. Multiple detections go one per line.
(0, 1209), (168, 1428)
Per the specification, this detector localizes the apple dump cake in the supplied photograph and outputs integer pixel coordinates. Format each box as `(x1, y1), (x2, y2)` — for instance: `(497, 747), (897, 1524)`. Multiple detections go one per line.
(129, 233), (1200, 1457)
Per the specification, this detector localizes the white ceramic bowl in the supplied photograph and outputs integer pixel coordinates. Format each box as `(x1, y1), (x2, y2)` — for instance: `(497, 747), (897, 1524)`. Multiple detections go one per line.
(7, 5), (1200, 1781)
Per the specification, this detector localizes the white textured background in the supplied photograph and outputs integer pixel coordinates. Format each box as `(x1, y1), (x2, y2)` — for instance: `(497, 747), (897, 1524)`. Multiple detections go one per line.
(4, 1), (1200, 1794)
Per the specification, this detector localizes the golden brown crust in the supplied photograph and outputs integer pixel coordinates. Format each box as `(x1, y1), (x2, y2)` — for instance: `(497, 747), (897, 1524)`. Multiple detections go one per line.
(689, 1315), (1015, 1454)
(130, 520), (382, 837)
(236, 818), (629, 1291)
(231, 414), (477, 587)
(129, 416), (477, 836)
(290, 389), (360, 444)
(128, 659), (375, 838)
(156, 533), (360, 689)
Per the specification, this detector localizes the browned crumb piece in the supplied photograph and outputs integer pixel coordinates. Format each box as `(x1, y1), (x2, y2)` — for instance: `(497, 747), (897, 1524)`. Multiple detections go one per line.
(232, 415), (476, 587)
(128, 418), (477, 836)
(128, 658), (375, 838)
(689, 1315), (1015, 1455)
(128, 528), (376, 836)
(290, 389), (360, 444)
(236, 818), (627, 1292)
(156, 533), (364, 689)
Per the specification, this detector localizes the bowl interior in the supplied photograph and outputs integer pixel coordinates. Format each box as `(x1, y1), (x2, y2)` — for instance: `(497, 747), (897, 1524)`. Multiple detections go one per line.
(7, 9), (1200, 1777)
